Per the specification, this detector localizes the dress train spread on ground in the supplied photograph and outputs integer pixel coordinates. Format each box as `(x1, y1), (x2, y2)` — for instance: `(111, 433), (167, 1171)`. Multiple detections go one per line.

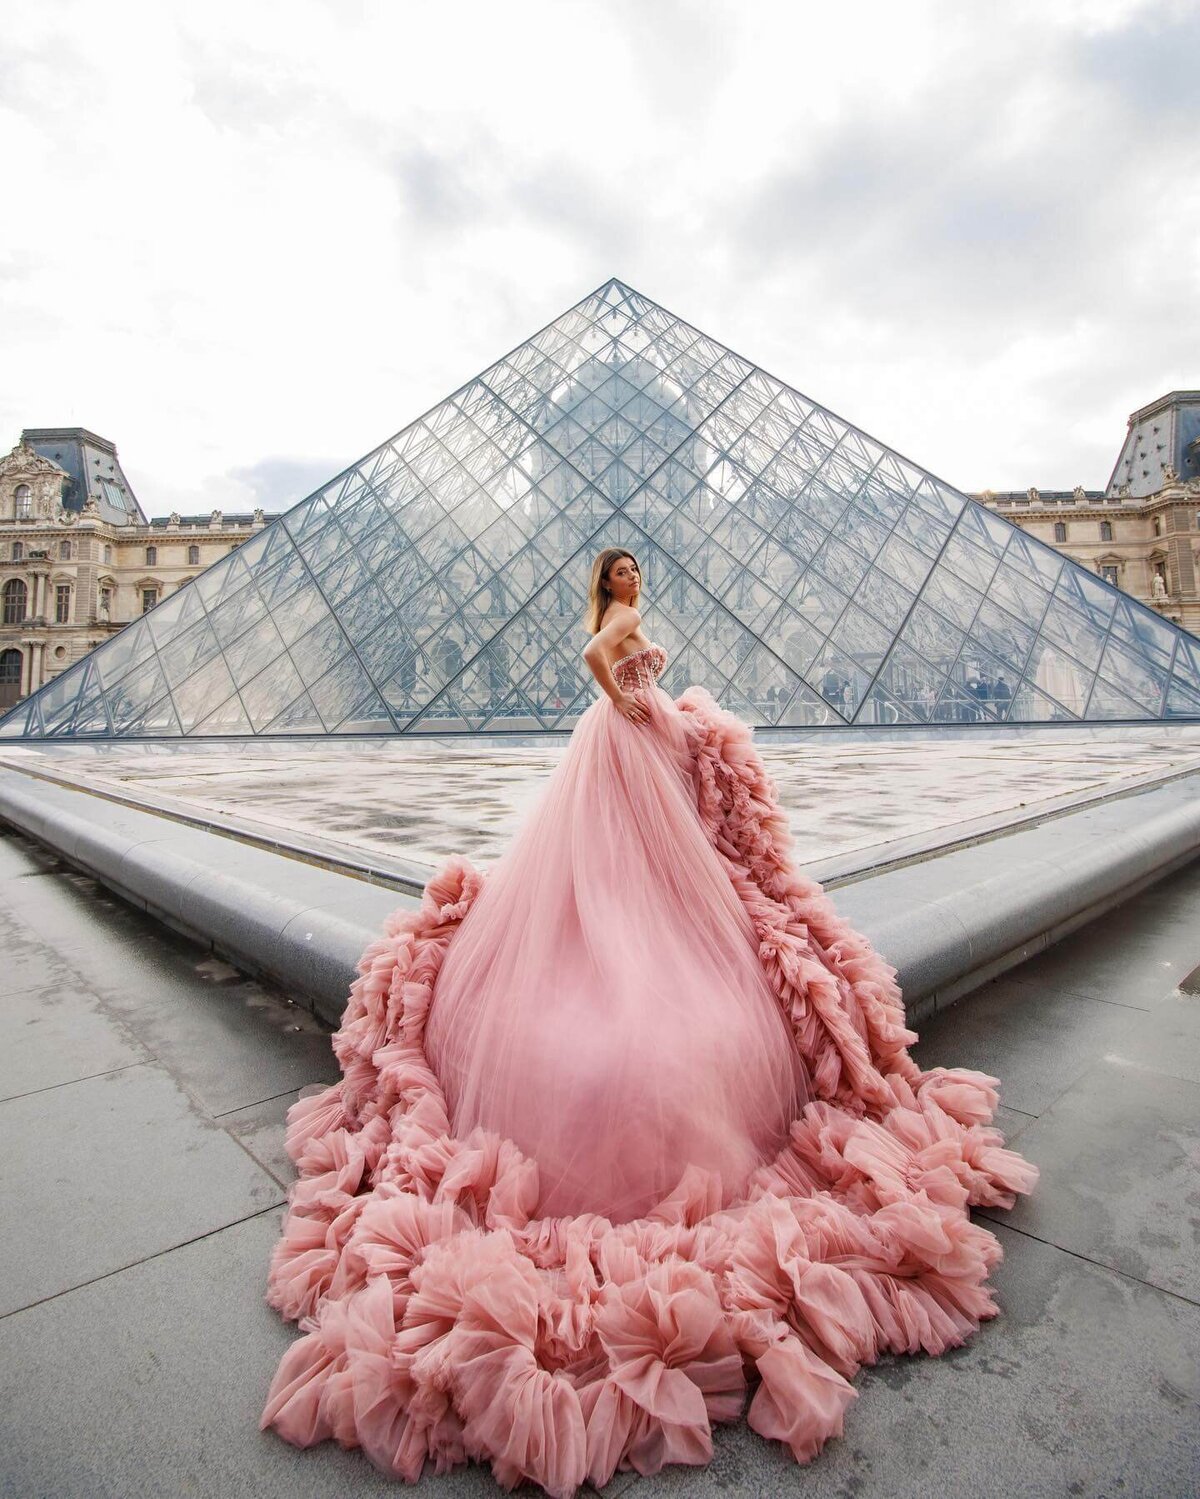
(261, 643), (1038, 1497)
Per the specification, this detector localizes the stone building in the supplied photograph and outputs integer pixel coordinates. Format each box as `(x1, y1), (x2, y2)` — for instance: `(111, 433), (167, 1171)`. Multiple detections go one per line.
(0, 428), (276, 712)
(974, 391), (1200, 636)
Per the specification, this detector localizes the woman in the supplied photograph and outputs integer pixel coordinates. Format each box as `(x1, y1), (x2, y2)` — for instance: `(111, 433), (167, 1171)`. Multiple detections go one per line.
(261, 548), (1037, 1497)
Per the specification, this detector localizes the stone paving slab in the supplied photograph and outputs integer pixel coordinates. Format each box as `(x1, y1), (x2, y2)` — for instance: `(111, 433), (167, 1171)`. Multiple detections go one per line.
(0, 978), (149, 1102)
(0, 1211), (500, 1499)
(0, 860), (340, 1117)
(0, 1060), (285, 1316)
(910, 971), (1146, 1115)
(996, 1060), (1200, 1304)
(217, 1092), (305, 1188)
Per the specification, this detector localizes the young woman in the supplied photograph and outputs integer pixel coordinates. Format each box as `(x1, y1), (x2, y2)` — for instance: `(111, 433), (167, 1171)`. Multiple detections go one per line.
(262, 547), (1036, 1497)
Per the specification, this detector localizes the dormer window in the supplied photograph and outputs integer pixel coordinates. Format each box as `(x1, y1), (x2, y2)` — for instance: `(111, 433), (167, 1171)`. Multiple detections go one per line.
(14, 483), (31, 519)
(146, 545), (157, 565)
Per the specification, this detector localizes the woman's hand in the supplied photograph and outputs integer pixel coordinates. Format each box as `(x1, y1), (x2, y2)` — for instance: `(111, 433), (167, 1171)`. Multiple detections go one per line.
(616, 689), (649, 725)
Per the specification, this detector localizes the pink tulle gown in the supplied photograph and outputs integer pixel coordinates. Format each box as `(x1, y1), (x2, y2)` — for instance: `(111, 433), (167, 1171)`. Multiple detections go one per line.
(261, 643), (1038, 1498)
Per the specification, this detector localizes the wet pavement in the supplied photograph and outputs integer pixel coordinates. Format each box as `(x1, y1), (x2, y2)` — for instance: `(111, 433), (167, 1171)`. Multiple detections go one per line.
(0, 827), (1197, 1498)
(5, 723), (1200, 875)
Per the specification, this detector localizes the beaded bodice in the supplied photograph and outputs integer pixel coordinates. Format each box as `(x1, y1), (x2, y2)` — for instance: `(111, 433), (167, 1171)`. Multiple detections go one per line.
(612, 643), (668, 691)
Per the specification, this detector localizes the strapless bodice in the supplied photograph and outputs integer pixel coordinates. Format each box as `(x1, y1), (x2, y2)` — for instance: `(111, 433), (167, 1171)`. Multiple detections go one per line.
(612, 643), (668, 690)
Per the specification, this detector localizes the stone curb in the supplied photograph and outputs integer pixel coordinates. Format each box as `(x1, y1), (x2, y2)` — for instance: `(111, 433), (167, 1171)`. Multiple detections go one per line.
(2, 766), (1198, 1028)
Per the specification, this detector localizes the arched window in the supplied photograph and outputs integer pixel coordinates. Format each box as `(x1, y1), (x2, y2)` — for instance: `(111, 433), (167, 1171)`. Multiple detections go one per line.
(187, 544), (200, 564)
(12, 541), (23, 561)
(3, 578), (28, 625)
(1053, 521), (1067, 543)
(1099, 520), (1113, 541)
(14, 483), (31, 519)
(0, 648), (21, 710)
(59, 539), (71, 560)
(146, 545), (157, 565)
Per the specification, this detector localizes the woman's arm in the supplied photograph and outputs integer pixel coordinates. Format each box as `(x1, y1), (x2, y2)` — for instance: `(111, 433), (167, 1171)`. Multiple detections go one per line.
(583, 605), (650, 722)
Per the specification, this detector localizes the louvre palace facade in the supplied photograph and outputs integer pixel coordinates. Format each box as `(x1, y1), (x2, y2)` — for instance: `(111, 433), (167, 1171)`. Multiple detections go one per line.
(0, 428), (279, 713)
(2, 281), (1198, 737)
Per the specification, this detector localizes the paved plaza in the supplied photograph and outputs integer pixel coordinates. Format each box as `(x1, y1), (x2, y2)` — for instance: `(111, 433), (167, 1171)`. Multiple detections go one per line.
(0, 823), (1197, 1498)
(5, 723), (1200, 878)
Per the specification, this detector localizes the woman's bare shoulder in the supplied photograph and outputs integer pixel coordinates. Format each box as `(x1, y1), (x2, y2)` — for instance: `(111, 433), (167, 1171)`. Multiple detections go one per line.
(599, 601), (641, 628)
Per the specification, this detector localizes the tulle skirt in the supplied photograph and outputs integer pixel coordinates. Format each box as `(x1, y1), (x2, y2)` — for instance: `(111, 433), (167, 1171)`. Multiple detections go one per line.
(423, 679), (811, 1222)
(261, 680), (1039, 1498)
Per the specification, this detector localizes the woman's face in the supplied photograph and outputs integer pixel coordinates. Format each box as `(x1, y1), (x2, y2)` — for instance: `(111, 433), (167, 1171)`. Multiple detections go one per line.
(607, 555), (640, 602)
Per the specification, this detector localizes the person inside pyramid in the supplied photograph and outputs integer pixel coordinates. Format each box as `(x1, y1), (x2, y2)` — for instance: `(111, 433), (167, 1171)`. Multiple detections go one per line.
(261, 544), (1038, 1498)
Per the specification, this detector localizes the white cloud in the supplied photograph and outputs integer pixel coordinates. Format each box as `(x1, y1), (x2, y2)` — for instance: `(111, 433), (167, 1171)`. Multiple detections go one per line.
(0, 0), (1195, 515)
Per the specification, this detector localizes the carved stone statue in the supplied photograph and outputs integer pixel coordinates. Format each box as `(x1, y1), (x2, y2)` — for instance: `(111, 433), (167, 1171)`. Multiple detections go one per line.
(1151, 571), (1168, 599)
(1072, 485), (1086, 502)
(1162, 463), (1179, 485)
(1026, 487), (1040, 503)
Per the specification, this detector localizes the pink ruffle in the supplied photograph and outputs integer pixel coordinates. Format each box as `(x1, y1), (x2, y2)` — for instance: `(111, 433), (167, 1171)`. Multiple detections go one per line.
(262, 687), (1037, 1494)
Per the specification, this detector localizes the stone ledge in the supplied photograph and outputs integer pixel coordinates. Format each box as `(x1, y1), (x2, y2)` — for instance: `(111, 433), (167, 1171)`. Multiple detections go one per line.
(2, 765), (1198, 1028)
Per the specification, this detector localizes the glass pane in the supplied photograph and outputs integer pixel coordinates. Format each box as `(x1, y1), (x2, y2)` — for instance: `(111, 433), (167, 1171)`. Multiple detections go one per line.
(1085, 677), (1157, 721)
(1005, 680), (1080, 723)
(1093, 637), (1169, 714)
(171, 654), (240, 733)
(1037, 595), (1107, 674)
(920, 566), (984, 633)
(222, 613), (288, 687)
(94, 622), (158, 690)
(969, 599), (1036, 676)
(807, 642), (867, 718)
(1108, 598), (1177, 669)
(873, 644), (949, 719)
(897, 602), (965, 674)
(262, 691), (326, 734)
(877, 532), (936, 592)
(1164, 677), (1200, 719)
(855, 566), (914, 632)
(1024, 641), (1091, 716)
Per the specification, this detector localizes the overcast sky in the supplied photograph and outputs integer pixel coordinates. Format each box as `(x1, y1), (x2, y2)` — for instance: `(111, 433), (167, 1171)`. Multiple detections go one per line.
(2, 0), (1196, 519)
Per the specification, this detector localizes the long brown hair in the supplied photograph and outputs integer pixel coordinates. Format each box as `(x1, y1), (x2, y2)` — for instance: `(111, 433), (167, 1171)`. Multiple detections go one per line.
(585, 548), (641, 634)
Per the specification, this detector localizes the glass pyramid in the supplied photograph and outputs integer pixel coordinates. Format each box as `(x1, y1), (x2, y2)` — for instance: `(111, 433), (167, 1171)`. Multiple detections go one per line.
(5, 276), (1200, 739)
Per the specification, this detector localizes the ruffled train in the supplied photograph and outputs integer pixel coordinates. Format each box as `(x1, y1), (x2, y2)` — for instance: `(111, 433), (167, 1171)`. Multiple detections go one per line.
(261, 685), (1037, 1495)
